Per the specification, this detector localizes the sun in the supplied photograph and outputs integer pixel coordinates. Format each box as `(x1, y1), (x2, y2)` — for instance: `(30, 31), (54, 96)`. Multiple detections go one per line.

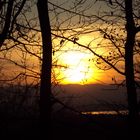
(64, 65), (87, 83)
(58, 51), (94, 84)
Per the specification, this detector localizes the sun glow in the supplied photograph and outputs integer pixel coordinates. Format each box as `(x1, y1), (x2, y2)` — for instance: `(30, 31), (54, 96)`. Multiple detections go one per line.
(58, 51), (94, 84)
(64, 65), (88, 83)
(53, 33), (118, 85)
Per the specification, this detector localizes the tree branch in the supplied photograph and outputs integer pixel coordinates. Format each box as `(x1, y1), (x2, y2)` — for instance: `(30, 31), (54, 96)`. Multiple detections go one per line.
(52, 33), (125, 76)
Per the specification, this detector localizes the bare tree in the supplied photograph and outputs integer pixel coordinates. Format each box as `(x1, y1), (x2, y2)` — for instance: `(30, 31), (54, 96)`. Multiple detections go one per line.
(1, 0), (139, 126)
(48, 0), (140, 122)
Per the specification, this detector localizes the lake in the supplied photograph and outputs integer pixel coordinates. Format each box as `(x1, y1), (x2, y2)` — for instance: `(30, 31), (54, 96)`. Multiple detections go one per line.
(82, 110), (129, 115)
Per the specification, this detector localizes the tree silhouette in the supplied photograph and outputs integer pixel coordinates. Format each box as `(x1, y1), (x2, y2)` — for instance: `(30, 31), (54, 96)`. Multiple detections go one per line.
(124, 0), (139, 122)
(0, 0), (14, 47)
(49, 0), (140, 121)
(37, 0), (52, 137)
(0, 0), (27, 47)
(92, 0), (140, 122)
(0, 2), (140, 139)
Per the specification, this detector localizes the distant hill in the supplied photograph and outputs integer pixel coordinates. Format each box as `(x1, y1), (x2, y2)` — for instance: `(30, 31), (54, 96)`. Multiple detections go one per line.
(0, 83), (139, 114)
(52, 84), (130, 112)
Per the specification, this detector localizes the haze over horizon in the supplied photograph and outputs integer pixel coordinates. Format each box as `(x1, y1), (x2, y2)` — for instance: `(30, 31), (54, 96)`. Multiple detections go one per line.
(52, 83), (132, 112)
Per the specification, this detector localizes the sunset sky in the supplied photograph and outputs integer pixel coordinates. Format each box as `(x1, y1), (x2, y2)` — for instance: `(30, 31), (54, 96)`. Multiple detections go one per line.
(48, 0), (126, 85)
(0, 0), (131, 85)
(52, 32), (125, 85)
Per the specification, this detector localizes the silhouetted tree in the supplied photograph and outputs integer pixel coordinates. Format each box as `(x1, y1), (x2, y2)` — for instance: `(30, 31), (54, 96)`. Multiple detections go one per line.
(37, 0), (52, 137)
(49, 0), (140, 122)
(124, 0), (139, 122)
(0, 0), (14, 47)
(91, 0), (140, 121)
(0, 0), (27, 48)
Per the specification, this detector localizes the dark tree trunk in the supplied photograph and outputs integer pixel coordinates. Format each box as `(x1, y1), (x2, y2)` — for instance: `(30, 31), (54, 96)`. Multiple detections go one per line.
(0, 0), (14, 47)
(125, 0), (138, 120)
(125, 0), (138, 125)
(37, 0), (52, 138)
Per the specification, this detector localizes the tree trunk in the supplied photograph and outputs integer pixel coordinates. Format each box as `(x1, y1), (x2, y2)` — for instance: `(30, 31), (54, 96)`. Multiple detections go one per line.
(37, 0), (52, 138)
(125, 0), (138, 124)
(0, 0), (14, 47)
(125, 31), (138, 120)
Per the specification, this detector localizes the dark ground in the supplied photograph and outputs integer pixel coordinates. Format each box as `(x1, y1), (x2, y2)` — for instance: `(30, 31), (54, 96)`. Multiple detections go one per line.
(1, 112), (139, 140)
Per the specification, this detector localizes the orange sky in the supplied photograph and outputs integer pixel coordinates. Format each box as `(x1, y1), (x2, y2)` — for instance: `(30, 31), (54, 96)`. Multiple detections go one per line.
(52, 33), (125, 85)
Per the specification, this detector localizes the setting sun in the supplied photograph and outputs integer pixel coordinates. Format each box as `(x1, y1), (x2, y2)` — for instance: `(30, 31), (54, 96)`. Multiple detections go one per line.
(57, 51), (94, 84)
(64, 65), (88, 83)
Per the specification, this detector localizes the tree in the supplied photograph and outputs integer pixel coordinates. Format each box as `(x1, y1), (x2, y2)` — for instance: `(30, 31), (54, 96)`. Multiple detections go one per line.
(37, 0), (52, 137)
(48, 0), (140, 122)
(124, 0), (139, 122)
(0, 0), (139, 132)
(0, 0), (27, 48)
(0, 0), (14, 47)
(0, 0), (53, 137)
(91, 0), (140, 121)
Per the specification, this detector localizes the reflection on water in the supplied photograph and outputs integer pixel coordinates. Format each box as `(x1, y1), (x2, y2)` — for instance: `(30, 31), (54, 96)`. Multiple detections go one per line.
(82, 110), (128, 115)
